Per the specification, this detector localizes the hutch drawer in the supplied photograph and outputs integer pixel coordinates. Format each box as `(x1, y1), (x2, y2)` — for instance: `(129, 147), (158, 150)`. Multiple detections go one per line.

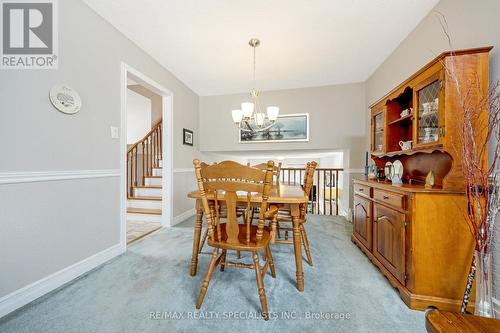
(354, 183), (372, 197)
(374, 189), (405, 210)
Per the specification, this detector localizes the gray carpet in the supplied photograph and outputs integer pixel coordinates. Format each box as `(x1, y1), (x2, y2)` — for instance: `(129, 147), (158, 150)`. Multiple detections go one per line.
(0, 215), (424, 332)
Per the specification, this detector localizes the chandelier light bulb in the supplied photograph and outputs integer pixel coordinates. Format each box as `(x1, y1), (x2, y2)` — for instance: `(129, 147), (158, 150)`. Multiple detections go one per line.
(241, 102), (254, 118)
(232, 109), (243, 123)
(255, 113), (265, 126)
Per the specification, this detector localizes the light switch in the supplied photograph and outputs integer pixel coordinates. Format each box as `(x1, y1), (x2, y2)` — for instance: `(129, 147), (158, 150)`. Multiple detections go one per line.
(110, 126), (119, 139)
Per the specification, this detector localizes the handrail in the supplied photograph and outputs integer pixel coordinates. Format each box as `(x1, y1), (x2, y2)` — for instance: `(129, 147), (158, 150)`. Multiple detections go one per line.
(127, 120), (163, 198)
(127, 119), (162, 154)
(280, 167), (344, 215)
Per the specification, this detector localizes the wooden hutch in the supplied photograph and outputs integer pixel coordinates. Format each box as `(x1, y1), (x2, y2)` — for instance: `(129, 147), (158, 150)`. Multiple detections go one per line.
(352, 47), (492, 311)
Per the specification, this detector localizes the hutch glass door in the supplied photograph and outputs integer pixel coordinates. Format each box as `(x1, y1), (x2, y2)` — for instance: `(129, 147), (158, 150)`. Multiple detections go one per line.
(415, 72), (443, 146)
(373, 111), (384, 153)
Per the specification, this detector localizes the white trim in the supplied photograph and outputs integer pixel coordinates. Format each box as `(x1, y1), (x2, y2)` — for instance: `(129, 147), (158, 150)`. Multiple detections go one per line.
(120, 62), (174, 247)
(0, 243), (123, 319)
(173, 168), (194, 173)
(172, 208), (196, 226)
(0, 169), (120, 184)
(493, 297), (500, 317)
(344, 169), (364, 174)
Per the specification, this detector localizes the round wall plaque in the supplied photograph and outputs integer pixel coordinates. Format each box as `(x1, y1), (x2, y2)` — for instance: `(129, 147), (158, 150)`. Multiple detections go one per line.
(49, 84), (82, 114)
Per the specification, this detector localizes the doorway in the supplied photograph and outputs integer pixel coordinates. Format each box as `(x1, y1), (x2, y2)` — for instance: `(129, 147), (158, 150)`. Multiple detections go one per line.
(120, 63), (173, 249)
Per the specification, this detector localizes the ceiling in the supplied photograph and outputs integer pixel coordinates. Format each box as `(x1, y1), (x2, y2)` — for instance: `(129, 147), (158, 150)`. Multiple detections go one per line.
(83, 0), (439, 96)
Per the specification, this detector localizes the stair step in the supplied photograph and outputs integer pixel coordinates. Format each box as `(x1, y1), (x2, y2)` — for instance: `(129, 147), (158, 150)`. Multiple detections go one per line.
(135, 185), (162, 189)
(128, 198), (162, 210)
(127, 207), (162, 215)
(127, 213), (162, 223)
(134, 186), (162, 197)
(145, 176), (162, 186)
(128, 196), (161, 201)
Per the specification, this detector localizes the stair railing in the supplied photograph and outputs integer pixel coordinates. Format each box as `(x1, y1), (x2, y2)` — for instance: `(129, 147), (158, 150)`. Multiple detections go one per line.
(280, 167), (344, 215)
(127, 120), (162, 198)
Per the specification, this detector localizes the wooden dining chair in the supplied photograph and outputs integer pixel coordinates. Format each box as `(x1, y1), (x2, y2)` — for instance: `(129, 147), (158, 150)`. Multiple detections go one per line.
(250, 162), (282, 186)
(271, 161), (317, 266)
(193, 159), (277, 320)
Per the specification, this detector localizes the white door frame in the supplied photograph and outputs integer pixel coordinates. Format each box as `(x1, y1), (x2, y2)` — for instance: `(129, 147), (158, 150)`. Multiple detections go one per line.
(120, 62), (174, 250)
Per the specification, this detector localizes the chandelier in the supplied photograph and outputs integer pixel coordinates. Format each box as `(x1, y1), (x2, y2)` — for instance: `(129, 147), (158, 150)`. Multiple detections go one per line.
(231, 38), (279, 132)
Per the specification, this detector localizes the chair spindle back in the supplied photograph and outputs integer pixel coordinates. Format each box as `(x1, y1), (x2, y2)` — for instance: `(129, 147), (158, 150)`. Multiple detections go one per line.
(193, 160), (275, 244)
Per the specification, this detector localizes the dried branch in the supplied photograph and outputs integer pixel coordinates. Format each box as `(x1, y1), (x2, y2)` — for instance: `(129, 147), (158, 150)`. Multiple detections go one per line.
(437, 14), (500, 255)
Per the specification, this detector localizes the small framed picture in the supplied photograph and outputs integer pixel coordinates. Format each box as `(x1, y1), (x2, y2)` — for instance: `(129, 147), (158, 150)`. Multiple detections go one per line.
(183, 128), (193, 146)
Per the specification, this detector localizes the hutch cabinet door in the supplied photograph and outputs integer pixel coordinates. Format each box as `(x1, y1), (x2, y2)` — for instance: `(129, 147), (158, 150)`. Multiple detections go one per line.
(371, 105), (385, 153)
(353, 195), (372, 251)
(373, 203), (406, 284)
(413, 70), (445, 148)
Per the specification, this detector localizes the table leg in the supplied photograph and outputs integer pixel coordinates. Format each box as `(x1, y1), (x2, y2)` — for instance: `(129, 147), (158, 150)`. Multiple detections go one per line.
(190, 200), (203, 276)
(291, 204), (304, 292)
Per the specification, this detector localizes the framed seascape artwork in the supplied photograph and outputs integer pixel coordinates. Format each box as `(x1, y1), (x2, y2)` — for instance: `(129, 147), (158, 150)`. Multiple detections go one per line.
(239, 113), (309, 143)
(183, 128), (193, 146)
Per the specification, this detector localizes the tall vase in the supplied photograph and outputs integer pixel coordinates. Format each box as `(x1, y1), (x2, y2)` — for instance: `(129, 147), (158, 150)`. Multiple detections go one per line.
(474, 250), (495, 318)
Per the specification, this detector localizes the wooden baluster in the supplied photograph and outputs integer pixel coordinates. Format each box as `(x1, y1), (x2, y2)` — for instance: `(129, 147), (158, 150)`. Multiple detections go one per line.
(159, 124), (162, 161)
(142, 142), (145, 185)
(293, 169), (296, 185)
(323, 170), (326, 215)
(299, 169), (302, 186)
(151, 134), (154, 170)
(335, 170), (339, 215)
(155, 128), (159, 166)
(148, 137), (152, 176)
(329, 170), (333, 215)
(311, 171), (315, 214)
(317, 169), (320, 214)
(155, 130), (158, 167)
(134, 147), (138, 188)
(127, 152), (130, 198)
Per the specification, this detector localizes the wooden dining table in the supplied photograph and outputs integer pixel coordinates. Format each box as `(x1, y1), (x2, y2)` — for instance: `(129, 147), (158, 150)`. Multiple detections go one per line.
(187, 184), (309, 292)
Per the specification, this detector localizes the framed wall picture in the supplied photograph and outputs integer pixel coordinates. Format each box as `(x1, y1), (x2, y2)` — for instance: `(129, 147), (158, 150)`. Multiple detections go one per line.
(183, 128), (193, 146)
(239, 113), (309, 143)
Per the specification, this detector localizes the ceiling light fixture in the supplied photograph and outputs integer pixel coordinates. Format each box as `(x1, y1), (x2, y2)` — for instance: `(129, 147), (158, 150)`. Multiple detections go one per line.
(231, 38), (279, 132)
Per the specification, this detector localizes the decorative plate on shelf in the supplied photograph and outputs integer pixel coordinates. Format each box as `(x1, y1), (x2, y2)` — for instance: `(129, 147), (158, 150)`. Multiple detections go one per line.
(384, 161), (393, 181)
(392, 160), (404, 185)
(392, 160), (403, 179)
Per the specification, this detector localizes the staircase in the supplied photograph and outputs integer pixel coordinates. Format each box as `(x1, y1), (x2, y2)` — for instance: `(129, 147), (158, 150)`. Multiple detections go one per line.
(126, 121), (163, 243)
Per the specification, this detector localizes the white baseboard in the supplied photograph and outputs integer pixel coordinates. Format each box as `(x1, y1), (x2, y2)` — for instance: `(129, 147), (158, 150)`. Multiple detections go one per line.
(0, 243), (124, 319)
(172, 208), (196, 226)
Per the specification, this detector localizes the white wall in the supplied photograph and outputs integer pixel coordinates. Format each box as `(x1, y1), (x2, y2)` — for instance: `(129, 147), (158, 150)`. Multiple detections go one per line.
(126, 89), (151, 144)
(199, 83), (367, 170)
(0, 0), (200, 314)
(365, 0), (500, 302)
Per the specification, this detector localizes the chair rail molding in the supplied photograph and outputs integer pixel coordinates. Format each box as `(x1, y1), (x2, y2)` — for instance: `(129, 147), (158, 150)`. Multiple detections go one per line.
(0, 169), (120, 184)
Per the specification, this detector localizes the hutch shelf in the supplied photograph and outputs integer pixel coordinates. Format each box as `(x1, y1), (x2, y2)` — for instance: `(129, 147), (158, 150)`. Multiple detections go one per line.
(353, 46), (492, 312)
